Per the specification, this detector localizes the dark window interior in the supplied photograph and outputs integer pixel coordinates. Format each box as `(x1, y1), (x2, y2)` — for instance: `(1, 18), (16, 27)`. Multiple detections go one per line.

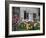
(24, 11), (29, 19)
(33, 13), (36, 18)
(12, 7), (20, 16)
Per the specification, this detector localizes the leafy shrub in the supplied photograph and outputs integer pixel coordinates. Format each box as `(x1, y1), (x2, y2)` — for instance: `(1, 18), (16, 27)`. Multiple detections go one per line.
(18, 22), (26, 31)
(34, 23), (40, 30)
(18, 22), (40, 31)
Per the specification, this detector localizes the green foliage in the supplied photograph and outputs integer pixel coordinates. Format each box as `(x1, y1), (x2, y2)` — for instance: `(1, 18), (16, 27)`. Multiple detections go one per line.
(18, 22), (40, 31)
(34, 23), (40, 30)
(18, 22), (26, 31)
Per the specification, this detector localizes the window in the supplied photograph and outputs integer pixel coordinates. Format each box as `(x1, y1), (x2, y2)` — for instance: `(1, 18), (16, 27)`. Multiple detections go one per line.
(24, 11), (29, 19)
(33, 13), (36, 18)
(33, 13), (36, 21)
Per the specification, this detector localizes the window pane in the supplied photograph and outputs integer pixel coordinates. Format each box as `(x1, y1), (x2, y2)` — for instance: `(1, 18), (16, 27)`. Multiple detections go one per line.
(33, 13), (36, 21)
(33, 13), (36, 18)
(24, 11), (26, 19)
(24, 11), (29, 19)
